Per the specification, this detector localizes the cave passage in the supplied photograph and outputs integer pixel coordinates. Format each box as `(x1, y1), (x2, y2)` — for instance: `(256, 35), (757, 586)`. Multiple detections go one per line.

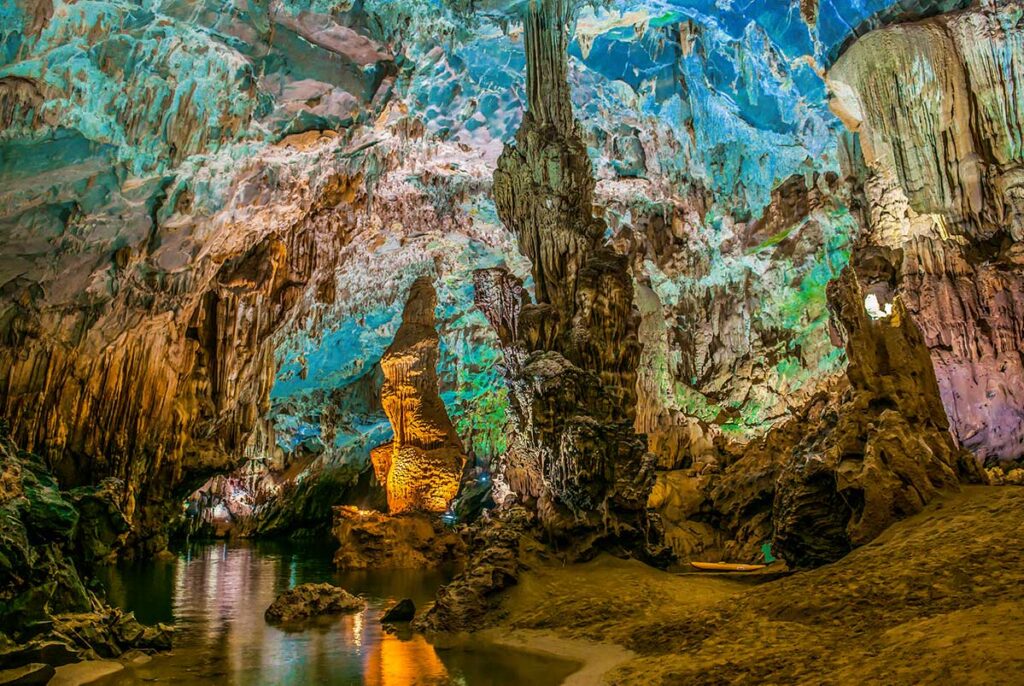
(1, 0), (1023, 683)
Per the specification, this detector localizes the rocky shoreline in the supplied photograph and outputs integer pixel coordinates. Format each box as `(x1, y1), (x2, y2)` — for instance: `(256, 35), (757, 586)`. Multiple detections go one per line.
(467, 486), (1024, 685)
(0, 428), (172, 677)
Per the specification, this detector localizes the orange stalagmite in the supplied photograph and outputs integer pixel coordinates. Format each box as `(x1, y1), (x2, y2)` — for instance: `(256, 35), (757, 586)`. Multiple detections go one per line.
(371, 276), (466, 514)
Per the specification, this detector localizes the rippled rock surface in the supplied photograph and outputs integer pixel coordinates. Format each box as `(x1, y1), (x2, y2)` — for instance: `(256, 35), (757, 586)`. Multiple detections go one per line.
(371, 276), (466, 515)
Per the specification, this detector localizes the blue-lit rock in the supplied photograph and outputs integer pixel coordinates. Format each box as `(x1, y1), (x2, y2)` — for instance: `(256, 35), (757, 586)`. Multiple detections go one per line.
(0, 0), (1018, 551)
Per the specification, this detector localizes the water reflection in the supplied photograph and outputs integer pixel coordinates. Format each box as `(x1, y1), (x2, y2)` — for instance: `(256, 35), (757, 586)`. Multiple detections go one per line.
(95, 540), (578, 685)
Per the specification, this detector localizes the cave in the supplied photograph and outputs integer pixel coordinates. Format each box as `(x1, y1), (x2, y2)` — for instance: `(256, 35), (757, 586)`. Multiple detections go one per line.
(1, 0), (1022, 683)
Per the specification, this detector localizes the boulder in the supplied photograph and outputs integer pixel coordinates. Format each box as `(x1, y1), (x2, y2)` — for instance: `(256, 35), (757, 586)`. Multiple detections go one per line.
(332, 508), (464, 570)
(264, 583), (364, 624)
(380, 598), (415, 623)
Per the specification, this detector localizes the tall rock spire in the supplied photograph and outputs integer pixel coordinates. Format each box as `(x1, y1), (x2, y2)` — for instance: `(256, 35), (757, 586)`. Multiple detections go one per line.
(480, 0), (662, 556)
(414, 1), (667, 633)
(523, 0), (575, 134)
(371, 276), (466, 514)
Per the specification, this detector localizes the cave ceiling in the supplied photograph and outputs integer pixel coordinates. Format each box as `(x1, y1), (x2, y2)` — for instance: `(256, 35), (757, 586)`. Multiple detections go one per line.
(0, 0), (996, 484)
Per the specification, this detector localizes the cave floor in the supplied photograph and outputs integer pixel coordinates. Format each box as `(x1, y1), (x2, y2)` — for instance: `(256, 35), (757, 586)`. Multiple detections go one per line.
(487, 486), (1024, 685)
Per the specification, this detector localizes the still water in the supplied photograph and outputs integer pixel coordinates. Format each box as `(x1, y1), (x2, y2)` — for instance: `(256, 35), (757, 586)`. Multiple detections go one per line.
(95, 540), (579, 685)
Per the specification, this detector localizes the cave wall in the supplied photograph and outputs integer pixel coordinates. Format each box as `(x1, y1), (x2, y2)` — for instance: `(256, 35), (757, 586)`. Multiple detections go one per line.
(0, 133), (367, 551)
(829, 1), (1024, 463)
(3, 0), (1019, 552)
(657, 1), (1024, 567)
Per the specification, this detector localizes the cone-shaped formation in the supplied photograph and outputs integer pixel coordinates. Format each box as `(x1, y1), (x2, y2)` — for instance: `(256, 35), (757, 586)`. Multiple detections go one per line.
(769, 248), (987, 566)
(371, 276), (465, 514)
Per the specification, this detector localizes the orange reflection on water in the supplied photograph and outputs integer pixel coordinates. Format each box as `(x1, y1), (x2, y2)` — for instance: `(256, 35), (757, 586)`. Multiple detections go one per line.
(333, 606), (449, 686)
(96, 542), (581, 686)
(365, 629), (449, 686)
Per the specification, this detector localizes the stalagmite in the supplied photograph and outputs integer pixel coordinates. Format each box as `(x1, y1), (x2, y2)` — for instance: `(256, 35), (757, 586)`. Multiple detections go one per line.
(480, 0), (661, 555)
(371, 275), (466, 514)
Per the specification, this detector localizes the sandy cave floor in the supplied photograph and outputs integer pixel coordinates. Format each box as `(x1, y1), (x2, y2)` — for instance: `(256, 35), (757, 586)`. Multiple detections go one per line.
(482, 486), (1024, 685)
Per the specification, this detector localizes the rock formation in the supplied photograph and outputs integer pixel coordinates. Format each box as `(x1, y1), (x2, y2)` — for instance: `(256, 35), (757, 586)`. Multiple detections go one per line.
(332, 506), (464, 570)
(416, 0), (669, 634)
(0, 173), (361, 555)
(412, 507), (529, 634)
(370, 276), (466, 514)
(645, 1), (1022, 567)
(772, 250), (986, 566)
(329, 279), (470, 570)
(706, 247), (987, 568)
(0, 0), (1021, 649)
(477, 0), (661, 557)
(0, 427), (172, 670)
(6, 0), (996, 563)
(828, 1), (1024, 464)
(264, 583), (364, 624)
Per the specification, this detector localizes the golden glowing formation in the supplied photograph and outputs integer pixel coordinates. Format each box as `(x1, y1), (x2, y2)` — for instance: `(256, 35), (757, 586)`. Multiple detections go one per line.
(372, 276), (466, 514)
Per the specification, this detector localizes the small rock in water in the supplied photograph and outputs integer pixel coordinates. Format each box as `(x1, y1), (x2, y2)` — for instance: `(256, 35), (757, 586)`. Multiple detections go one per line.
(380, 598), (415, 623)
(265, 583), (364, 623)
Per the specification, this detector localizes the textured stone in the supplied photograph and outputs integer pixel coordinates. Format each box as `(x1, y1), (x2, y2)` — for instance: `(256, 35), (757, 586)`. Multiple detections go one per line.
(372, 276), (466, 514)
(706, 254), (986, 568)
(2, 0), (978, 558)
(0, 0), (1020, 625)
(648, 469), (722, 561)
(264, 583), (364, 624)
(829, 2), (1024, 463)
(332, 507), (463, 570)
(412, 508), (528, 634)
(0, 430), (172, 667)
(478, 0), (661, 559)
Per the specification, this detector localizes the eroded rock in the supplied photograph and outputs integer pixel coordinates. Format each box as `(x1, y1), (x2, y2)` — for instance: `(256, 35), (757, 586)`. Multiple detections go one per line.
(371, 276), (466, 515)
(412, 508), (528, 634)
(828, 2), (1024, 463)
(476, 0), (662, 560)
(332, 507), (463, 570)
(0, 429), (172, 669)
(705, 253), (986, 568)
(264, 583), (364, 624)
